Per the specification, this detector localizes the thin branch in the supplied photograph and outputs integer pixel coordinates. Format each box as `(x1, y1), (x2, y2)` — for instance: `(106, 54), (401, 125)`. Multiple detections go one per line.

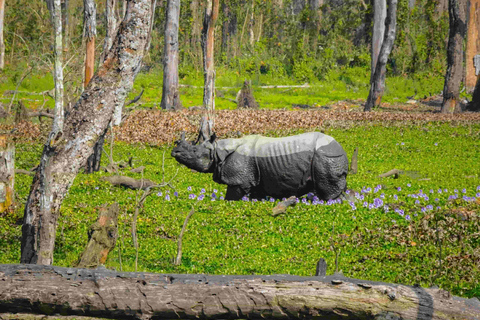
(175, 207), (195, 266)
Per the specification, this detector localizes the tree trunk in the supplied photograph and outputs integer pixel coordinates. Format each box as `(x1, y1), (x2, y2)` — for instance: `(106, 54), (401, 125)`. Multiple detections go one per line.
(160, 0), (182, 110)
(371, 0), (387, 79)
(0, 0), (5, 70)
(1, 264), (479, 320)
(0, 135), (14, 213)
(84, 0), (97, 88)
(62, 0), (69, 51)
(198, 0), (219, 143)
(100, 0), (117, 64)
(75, 203), (119, 268)
(467, 55), (480, 111)
(441, 0), (467, 113)
(249, 0), (255, 47)
(221, 1), (237, 60)
(465, 0), (480, 92)
(50, 0), (65, 132)
(364, 0), (398, 112)
(20, 0), (155, 266)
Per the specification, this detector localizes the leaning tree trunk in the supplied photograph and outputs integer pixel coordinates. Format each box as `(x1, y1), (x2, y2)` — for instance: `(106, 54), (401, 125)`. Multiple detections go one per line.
(160, 0), (182, 110)
(370, 0), (387, 80)
(0, 135), (14, 213)
(465, 0), (480, 92)
(1, 265), (479, 319)
(197, 0), (219, 143)
(84, 0), (97, 88)
(364, 0), (397, 112)
(0, 0), (5, 70)
(20, 0), (156, 266)
(467, 55), (480, 111)
(441, 0), (467, 114)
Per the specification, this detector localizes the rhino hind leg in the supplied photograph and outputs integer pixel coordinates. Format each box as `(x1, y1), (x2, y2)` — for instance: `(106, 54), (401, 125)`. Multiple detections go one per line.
(312, 154), (348, 200)
(225, 185), (250, 201)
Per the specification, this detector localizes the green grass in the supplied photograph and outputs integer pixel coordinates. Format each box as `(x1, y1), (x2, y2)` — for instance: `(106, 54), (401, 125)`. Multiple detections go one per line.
(0, 65), (446, 111)
(2, 123), (479, 298)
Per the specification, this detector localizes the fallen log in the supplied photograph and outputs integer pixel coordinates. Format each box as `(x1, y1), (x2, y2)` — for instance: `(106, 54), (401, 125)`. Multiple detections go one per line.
(0, 264), (479, 319)
(101, 175), (156, 190)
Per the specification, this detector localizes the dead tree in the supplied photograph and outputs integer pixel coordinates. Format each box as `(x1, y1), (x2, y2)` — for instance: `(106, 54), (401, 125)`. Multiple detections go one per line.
(0, 0), (5, 69)
(76, 203), (119, 268)
(84, 0), (96, 88)
(370, 0), (387, 80)
(364, 0), (398, 112)
(237, 80), (259, 109)
(0, 264), (479, 319)
(441, 0), (467, 114)
(197, 0), (219, 143)
(20, 0), (156, 266)
(47, 0), (65, 131)
(0, 134), (14, 213)
(465, 0), (480, 93)
(99, 0), (118, 64)
(160, 0), (183, 110)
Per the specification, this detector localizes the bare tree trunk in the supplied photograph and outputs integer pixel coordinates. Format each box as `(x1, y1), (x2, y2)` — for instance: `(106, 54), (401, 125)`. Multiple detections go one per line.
(62, 0), (69, 51)
(160, 0), (182, 110)
(198, 0), (219, 143)
(0, 135), (14, 213)
(371, 0), (387, 79)
(441, 0), (467, 113)
(100, 0), (117, 64)
(364, 0), (397, 112)
(221, 1), (237, 60)
(1, 264), (480, 320)
(467, 55), (480, 111)
(49, 0), (65, 132)
(249, 0), (255, 47)
(0, 0), (5, 70)
(465, 0), (480, 92)
(84, 0), (96, 88)
(20, 0), (155, 266)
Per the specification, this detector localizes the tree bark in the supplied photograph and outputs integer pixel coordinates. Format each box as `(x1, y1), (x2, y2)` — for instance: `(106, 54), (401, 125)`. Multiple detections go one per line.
(0, 135), (14, 213)
(221, 1), (237, 60)
(62, 0), (69, 51)
(0, 0), (5, 70)
(364, 0), (397, 112)
(467, 55), (480, 111)
(75, 203), (119, 269)
(465, 0), (480, 92)
(441, 0), (467, 113)
(371, 0), (387, 80)
(198, 0), (219, 143)
(49, 0), (65, 132)
(20, 0), (156, 266)
(84, 0), (97, 89)
(160, 0), (182, 110)
(100, 0), (117, 64)
(1, 264), (479, 320)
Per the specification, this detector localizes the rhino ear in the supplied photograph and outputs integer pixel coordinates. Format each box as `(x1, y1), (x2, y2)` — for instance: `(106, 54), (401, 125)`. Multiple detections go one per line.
(216, 147), (229, 163)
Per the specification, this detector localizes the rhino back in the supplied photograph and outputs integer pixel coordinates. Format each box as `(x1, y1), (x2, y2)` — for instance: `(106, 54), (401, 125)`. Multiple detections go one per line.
(252, 133), (332, 198)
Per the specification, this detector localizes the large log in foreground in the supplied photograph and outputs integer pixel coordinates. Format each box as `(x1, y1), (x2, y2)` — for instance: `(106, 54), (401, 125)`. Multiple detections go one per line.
(1, 264), (479, 319)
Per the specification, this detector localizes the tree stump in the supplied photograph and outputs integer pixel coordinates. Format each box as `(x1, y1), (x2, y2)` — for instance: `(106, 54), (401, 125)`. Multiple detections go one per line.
(237, 80), (259, 109)
(76, 203), (119, 268)
(0, 134), (14, 213)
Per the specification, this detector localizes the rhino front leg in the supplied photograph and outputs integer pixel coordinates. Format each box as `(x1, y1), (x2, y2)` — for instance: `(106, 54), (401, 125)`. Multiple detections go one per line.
(225, 185), (249, 201)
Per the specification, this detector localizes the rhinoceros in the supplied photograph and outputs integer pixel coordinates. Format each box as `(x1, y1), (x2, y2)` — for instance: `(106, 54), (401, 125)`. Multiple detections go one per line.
(171, 132), (349, 201)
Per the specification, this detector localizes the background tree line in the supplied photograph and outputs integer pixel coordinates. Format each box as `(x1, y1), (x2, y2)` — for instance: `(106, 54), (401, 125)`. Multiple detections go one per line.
(1, 0), (450, 88)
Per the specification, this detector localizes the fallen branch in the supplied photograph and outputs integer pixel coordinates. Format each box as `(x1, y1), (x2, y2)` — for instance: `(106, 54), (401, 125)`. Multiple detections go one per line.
(0, 264), (479, 319)
(378, 169), (402, 178)
(28, 111), (54, 119)
(272, 196), (297, 217)
(126, 89), (144, 106)
(350, 147), (358, 174)
(174, 207), (195, 266)
(101, 175), (156, 190)
(15, 169), (34, 176)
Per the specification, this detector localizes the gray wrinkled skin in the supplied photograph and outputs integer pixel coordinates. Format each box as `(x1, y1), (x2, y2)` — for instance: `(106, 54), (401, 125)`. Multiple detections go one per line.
(172, 132), (348, 201)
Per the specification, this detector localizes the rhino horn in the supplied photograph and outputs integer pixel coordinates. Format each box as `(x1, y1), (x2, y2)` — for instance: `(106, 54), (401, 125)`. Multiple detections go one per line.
(180, 131), (186, 141)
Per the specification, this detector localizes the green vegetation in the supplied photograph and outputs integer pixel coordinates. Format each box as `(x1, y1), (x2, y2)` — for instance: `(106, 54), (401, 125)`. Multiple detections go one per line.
(2, 123), (479, 299)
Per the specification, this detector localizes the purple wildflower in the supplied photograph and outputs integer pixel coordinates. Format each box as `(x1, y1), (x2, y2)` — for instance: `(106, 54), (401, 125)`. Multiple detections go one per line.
(188, 194), (196, 200)
(157, 191), (163, 197)
(405, 215), (411, 221)
(211, 193), (217, 198)
(415, 200), (420, 205)
(201, 188), (206, 194)
(174, 191), (178, 197)
(407, 183), (411, 187)
(373, 198), (383, 208)
(426, 205), (433, 210)
(198, 194), (205, 201)
(220, 196), (225, 200)
(187, 186), (192, 191)
(462, 188), (467, 193)
(393, 194), (398, 200)
(213, 189), (218, 193)
(269, 198), (275, 203)
(397, 187), (401, 192)
(165, 195), (170, 201)
(383, 205), (389, 212)
(242, 196), (249, 201)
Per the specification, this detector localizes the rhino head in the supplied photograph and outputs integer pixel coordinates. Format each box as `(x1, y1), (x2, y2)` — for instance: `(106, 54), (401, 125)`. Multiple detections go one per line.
(171, 133), (216, 173)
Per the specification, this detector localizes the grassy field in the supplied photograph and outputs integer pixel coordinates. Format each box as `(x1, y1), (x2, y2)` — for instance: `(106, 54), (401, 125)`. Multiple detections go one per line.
(1, 121), (479, 299)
